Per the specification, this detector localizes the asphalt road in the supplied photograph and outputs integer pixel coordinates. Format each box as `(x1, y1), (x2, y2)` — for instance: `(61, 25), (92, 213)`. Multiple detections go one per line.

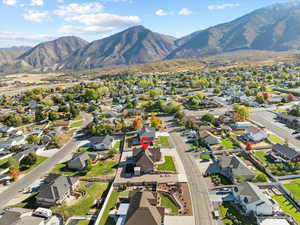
(0, 112), (92, 208)
(163, 117), (215, 225)
(251, 110), (300, 148)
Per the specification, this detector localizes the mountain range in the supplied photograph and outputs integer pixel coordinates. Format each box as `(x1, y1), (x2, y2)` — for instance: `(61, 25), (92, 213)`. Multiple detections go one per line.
(2, 2), (300, 73)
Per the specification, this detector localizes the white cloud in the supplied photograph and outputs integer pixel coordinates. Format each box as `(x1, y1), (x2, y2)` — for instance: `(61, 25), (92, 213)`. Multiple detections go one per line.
(0, 33), (54, 47)
(30, 0), (43, 6)
(57, 0), (64, 2)
(208, 3), (240, 10)
(2, 0), (17, 5)
(54, 2), (103, 17)
(23, 10), (51, 22)
(178, 8), (192, 16)
(58, 13), (141, 34)
(155, 9), (169, 16)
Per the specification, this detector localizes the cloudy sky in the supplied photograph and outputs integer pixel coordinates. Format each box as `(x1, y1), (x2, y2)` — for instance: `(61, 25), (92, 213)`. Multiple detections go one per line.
(0, 0), (293, 47)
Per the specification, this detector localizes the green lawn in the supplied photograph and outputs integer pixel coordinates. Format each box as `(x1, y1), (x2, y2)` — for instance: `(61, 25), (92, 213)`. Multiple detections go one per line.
(159, 136), (171, 147)
(200, 154), (211, 160)
(253, 151), (268, 165)
(273, 195), (300, 224)
(98, 191), (120, 225)
(221, 138), (234, 149)
(268, 134), (284, 144)
(51, 160), (118, 177)
(274, 108), (287, 113)
(159, 193), (179, 214)
(219, 202), (257, 225)
(157, 156), (176, 172)
(76, 220), (91, 225)
(52, 182), (108, 218)
(71, 120), (84, 128)
(87, 161), (118, 177)
(20, 155), (48, 173)
(0, 158), (9, 169)
(284, 179), (300, 202)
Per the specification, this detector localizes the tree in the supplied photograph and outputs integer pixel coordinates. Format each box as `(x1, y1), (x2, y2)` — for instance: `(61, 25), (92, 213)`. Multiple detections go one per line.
(236, 175), (246, 183)
(201, 113), (216, 124)
(84, 159), (92, 172)
(21, 153), (37, 168)
(252, 174), (268, 182)
(9, 169), (20, 181)
(133, 117), (143, 130)
(161, 102), (181, 114)
(287, 93), (296, 102)
(149, 89), (163, 98)
(233, 105), (250, 121)
(213, 88), (221, 95)
(6, 158), (19, 171)
(151, 115), (162, 130)
(70, 103), (80, 119)
(35, 106), (48, 122)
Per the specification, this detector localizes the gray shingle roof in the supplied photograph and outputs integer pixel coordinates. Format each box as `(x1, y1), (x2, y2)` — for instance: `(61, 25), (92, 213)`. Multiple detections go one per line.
(219, 155), (255, 178)
(235, 182), (269, 204)
(272, 144), (300, 160)
(89, 135), (113, 146)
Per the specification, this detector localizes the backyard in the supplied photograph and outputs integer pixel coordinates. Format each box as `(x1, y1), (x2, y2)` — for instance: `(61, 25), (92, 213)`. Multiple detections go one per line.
(51, 181), (108, 218)
(221, 138), (234, 150)
(253, 151), (268, 165)
(273, 195), (300, 224)
(284, 179), (300, 202)
(157, 156), (176, 172)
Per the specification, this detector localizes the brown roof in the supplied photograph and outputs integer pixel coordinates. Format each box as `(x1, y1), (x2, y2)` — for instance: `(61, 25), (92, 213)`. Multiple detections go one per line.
(246, 126), (262, 134)
(133, 148), (162, 172)
(125, 191), (164, 225)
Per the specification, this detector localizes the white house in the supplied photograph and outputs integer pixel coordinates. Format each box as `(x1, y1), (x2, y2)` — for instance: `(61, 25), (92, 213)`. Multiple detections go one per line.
(233, 122), (253, 130)
(245, 127), (268, 142)
(233, 182), (278, 216)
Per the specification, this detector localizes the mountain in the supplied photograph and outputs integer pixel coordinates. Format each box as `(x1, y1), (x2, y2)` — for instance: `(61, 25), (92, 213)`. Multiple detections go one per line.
(167, 2), (300, 59)
(62, 26), (176, 70)
(0, 46), (30, 65)
(18, 36), (88, 68)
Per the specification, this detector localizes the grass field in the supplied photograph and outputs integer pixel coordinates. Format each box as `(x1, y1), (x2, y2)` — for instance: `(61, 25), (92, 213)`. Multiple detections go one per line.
(273, 195), (300, 224)
(221, 138), (234, 149)
(159, 193), (179, 214)
(20, 155), (48, 173)
(268, 134), (284, 144)
(284, 179), (300, 202)
(157, 156), (176, 171)
(159, 136), (171, 147)
(52, 182), (108, 218)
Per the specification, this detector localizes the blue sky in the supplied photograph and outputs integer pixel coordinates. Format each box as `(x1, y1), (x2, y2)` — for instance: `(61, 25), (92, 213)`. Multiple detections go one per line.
(0, 0), (293, 47)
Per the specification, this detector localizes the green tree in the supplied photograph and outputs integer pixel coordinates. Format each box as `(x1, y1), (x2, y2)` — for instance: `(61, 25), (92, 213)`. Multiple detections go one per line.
(6, 158), (20, 171)
(201, 113), (216, 124)
(20, 153), (37, 168)
(233, 105), (250, 121)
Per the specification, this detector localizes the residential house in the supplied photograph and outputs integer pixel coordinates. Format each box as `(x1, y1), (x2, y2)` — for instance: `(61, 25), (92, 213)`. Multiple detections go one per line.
(13, 145), (45, 162)
(0, 126), (16, 137)
(217, 155), (255, 183)
(36, 174), (79, 206)
(244, 127), (267, 142)
(124, 191), (164, 225)
(132, 147), (161, 175)
(138, 127), (156, 142)
(268, 95), (283, 104)
(0, 207), (59, 225)
(67, 152), (98, 170)
(0, 136), (26, 150)
(233, 182), (278, 216)
(271, 144), (300, 162)
(198, 130), (220, 146)
(89, 135), (114, 151)
(233, 122), (253, 130)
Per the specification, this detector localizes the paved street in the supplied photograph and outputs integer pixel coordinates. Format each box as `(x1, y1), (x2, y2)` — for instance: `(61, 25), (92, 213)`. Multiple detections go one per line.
(161, 116), (215, 225)
(0, 112), (92, 208)
(251, 110), (300, 148)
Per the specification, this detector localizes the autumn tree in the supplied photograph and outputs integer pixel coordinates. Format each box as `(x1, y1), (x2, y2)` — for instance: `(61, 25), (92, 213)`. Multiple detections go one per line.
(151, 115), (162, 130)
(287, 93), (296, 102)
(233, 105), (250, 122)
(133, 117), (143, 130)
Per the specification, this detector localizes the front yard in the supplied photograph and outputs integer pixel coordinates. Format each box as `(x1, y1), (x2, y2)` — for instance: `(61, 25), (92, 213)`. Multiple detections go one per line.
(51, 181), (108, 218)
(157, 156), (176, 172)
(158, 136), (171, 147)
(273, 195), (300, 224)
(253, 151), (268, 165)
(20, 155), (48, 173)
(268, 134), (284, 144)
(219, 202), (257, 225)
(159, 193), (179, 214)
